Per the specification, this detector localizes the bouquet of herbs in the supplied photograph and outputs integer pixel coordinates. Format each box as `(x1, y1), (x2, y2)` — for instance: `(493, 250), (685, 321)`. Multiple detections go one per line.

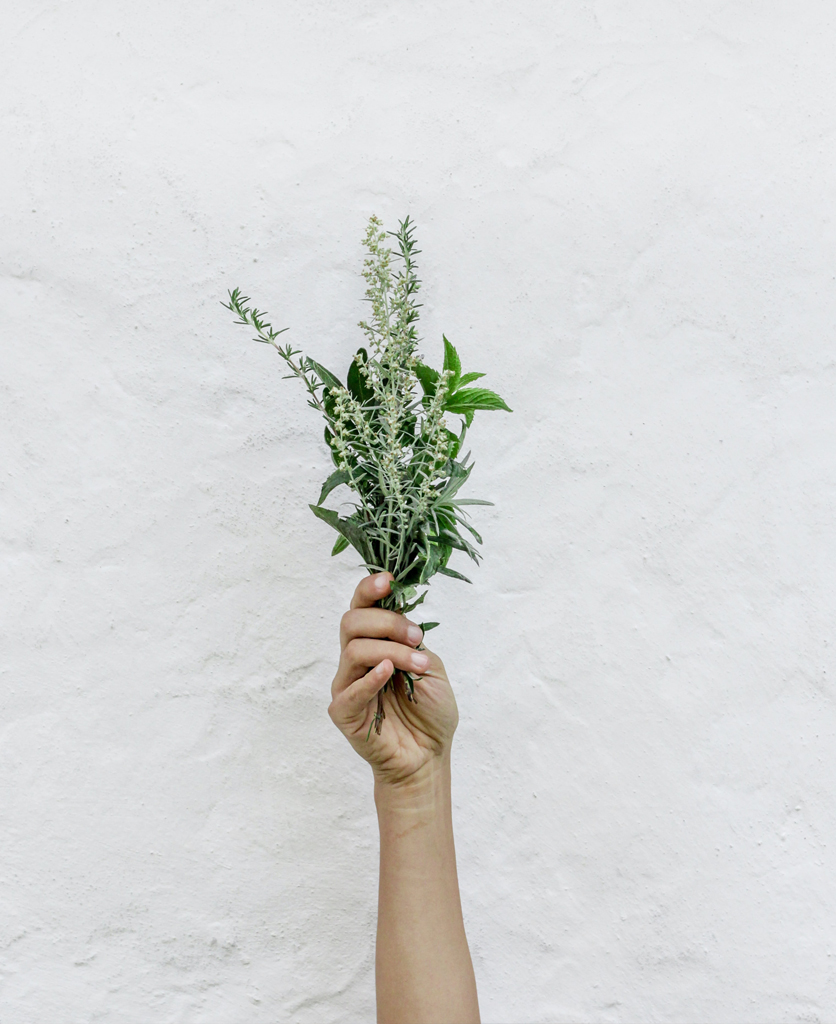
(223, 216), (511, 729)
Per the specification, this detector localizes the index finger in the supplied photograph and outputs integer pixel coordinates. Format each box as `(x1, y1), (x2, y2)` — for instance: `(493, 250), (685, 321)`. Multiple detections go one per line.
(350, 572), (393, 610)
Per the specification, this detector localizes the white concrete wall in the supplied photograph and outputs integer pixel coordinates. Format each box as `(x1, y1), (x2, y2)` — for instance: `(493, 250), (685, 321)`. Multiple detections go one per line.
(2, 2), (835, 1021)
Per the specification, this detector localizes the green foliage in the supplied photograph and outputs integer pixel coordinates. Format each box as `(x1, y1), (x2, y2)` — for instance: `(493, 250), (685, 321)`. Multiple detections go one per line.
(221, 215), (512, 621)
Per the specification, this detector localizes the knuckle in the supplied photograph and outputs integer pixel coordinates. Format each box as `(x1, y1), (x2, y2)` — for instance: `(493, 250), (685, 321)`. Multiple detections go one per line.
(344, 686), (363, 709)
(380, 609), (400, 632)
(344, 638), (365, 666)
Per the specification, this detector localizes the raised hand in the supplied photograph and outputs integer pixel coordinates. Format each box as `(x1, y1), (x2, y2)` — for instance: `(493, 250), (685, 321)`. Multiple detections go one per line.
(328, 572), (459, 787)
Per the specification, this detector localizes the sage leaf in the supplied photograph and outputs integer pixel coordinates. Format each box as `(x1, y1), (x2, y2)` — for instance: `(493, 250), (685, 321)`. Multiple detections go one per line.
(331, 535), (350, 555)
(347, 348), (372, 402)
(309, 504), (373, 564)
(318, 468), (351, 505)
(307, 359), (343, 391)
(438, 566), (473, 583)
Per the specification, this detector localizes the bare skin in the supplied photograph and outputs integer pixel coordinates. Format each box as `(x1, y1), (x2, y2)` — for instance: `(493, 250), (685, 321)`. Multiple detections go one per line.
(329, 572), (481, 1024)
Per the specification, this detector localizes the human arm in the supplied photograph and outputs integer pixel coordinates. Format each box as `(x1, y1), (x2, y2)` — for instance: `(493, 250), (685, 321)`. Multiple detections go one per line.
(328, 572), (480, 1024)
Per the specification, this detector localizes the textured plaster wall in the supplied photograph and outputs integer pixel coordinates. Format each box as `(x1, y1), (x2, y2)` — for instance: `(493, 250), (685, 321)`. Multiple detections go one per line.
(2, 2), (836, 1021)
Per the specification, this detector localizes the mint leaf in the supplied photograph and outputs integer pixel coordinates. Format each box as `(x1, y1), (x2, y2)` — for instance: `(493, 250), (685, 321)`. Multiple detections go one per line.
(442, 336), (461, 390)
(456, 371), (486, 388)
(415, 362), (439, 397)
(444, 387), (512, 414)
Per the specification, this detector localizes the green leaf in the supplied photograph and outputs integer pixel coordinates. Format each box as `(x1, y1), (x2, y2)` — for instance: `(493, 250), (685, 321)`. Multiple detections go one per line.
(418, 621), (440, 632)
(438, 565), (472, 583)
(376, 466), (391, 497)
(398, 411), (418, 446)
(347, 348), (372, 402)
(307, 358), (343, 391)
(456, 371), (486, 388)
(437, 527), (480, 561)
(331, 535), (350, 555)
(318, 468), (351, 505)
(444, 387), (512, 414)
(386, 580), (428, 614)
(388, 580), (417, 603)
(453, 498), (494, 506)
(415, 362), (439, 397)
(436, 459), (474, 501)
(444, 427), (462, 460)
(402, 591), (427, 614)
(419, 540), (451, 584)
(309, 505), (372, 564)
(323, 426), (340, 467)
(442, 336), (461, 390)
(452, 515), (483, 544)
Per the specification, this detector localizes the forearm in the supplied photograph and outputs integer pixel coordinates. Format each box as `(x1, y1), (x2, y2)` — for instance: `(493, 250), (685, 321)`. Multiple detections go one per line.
(375, 758), (480, 1024)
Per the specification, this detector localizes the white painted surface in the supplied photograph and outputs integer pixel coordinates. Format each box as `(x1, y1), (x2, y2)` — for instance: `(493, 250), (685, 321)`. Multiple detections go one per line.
(2, 2), (836, 1021)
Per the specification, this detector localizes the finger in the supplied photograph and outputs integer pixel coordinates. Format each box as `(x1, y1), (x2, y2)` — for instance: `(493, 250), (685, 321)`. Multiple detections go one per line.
(333, 638), (430, 694)
(340, 607), (424, 651)
(350, 572), (392, 610)
(329, 658), (392, 726)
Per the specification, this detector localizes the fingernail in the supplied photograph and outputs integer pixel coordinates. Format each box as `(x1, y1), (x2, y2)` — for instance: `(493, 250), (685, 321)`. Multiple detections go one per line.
(411, 652), (429, 671)
(407, 625), (423, 644)
(375, 575), (389, 591)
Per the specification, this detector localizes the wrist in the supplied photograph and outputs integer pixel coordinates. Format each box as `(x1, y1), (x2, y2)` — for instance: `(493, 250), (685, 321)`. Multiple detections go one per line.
(374, 754), (452, 815)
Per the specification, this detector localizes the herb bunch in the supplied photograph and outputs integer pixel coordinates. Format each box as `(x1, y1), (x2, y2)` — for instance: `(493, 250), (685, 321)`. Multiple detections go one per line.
(223, 216), (511, 732)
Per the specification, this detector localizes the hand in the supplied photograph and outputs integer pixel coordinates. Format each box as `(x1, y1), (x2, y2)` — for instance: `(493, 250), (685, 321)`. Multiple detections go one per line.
(328, 572), (459, 787)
